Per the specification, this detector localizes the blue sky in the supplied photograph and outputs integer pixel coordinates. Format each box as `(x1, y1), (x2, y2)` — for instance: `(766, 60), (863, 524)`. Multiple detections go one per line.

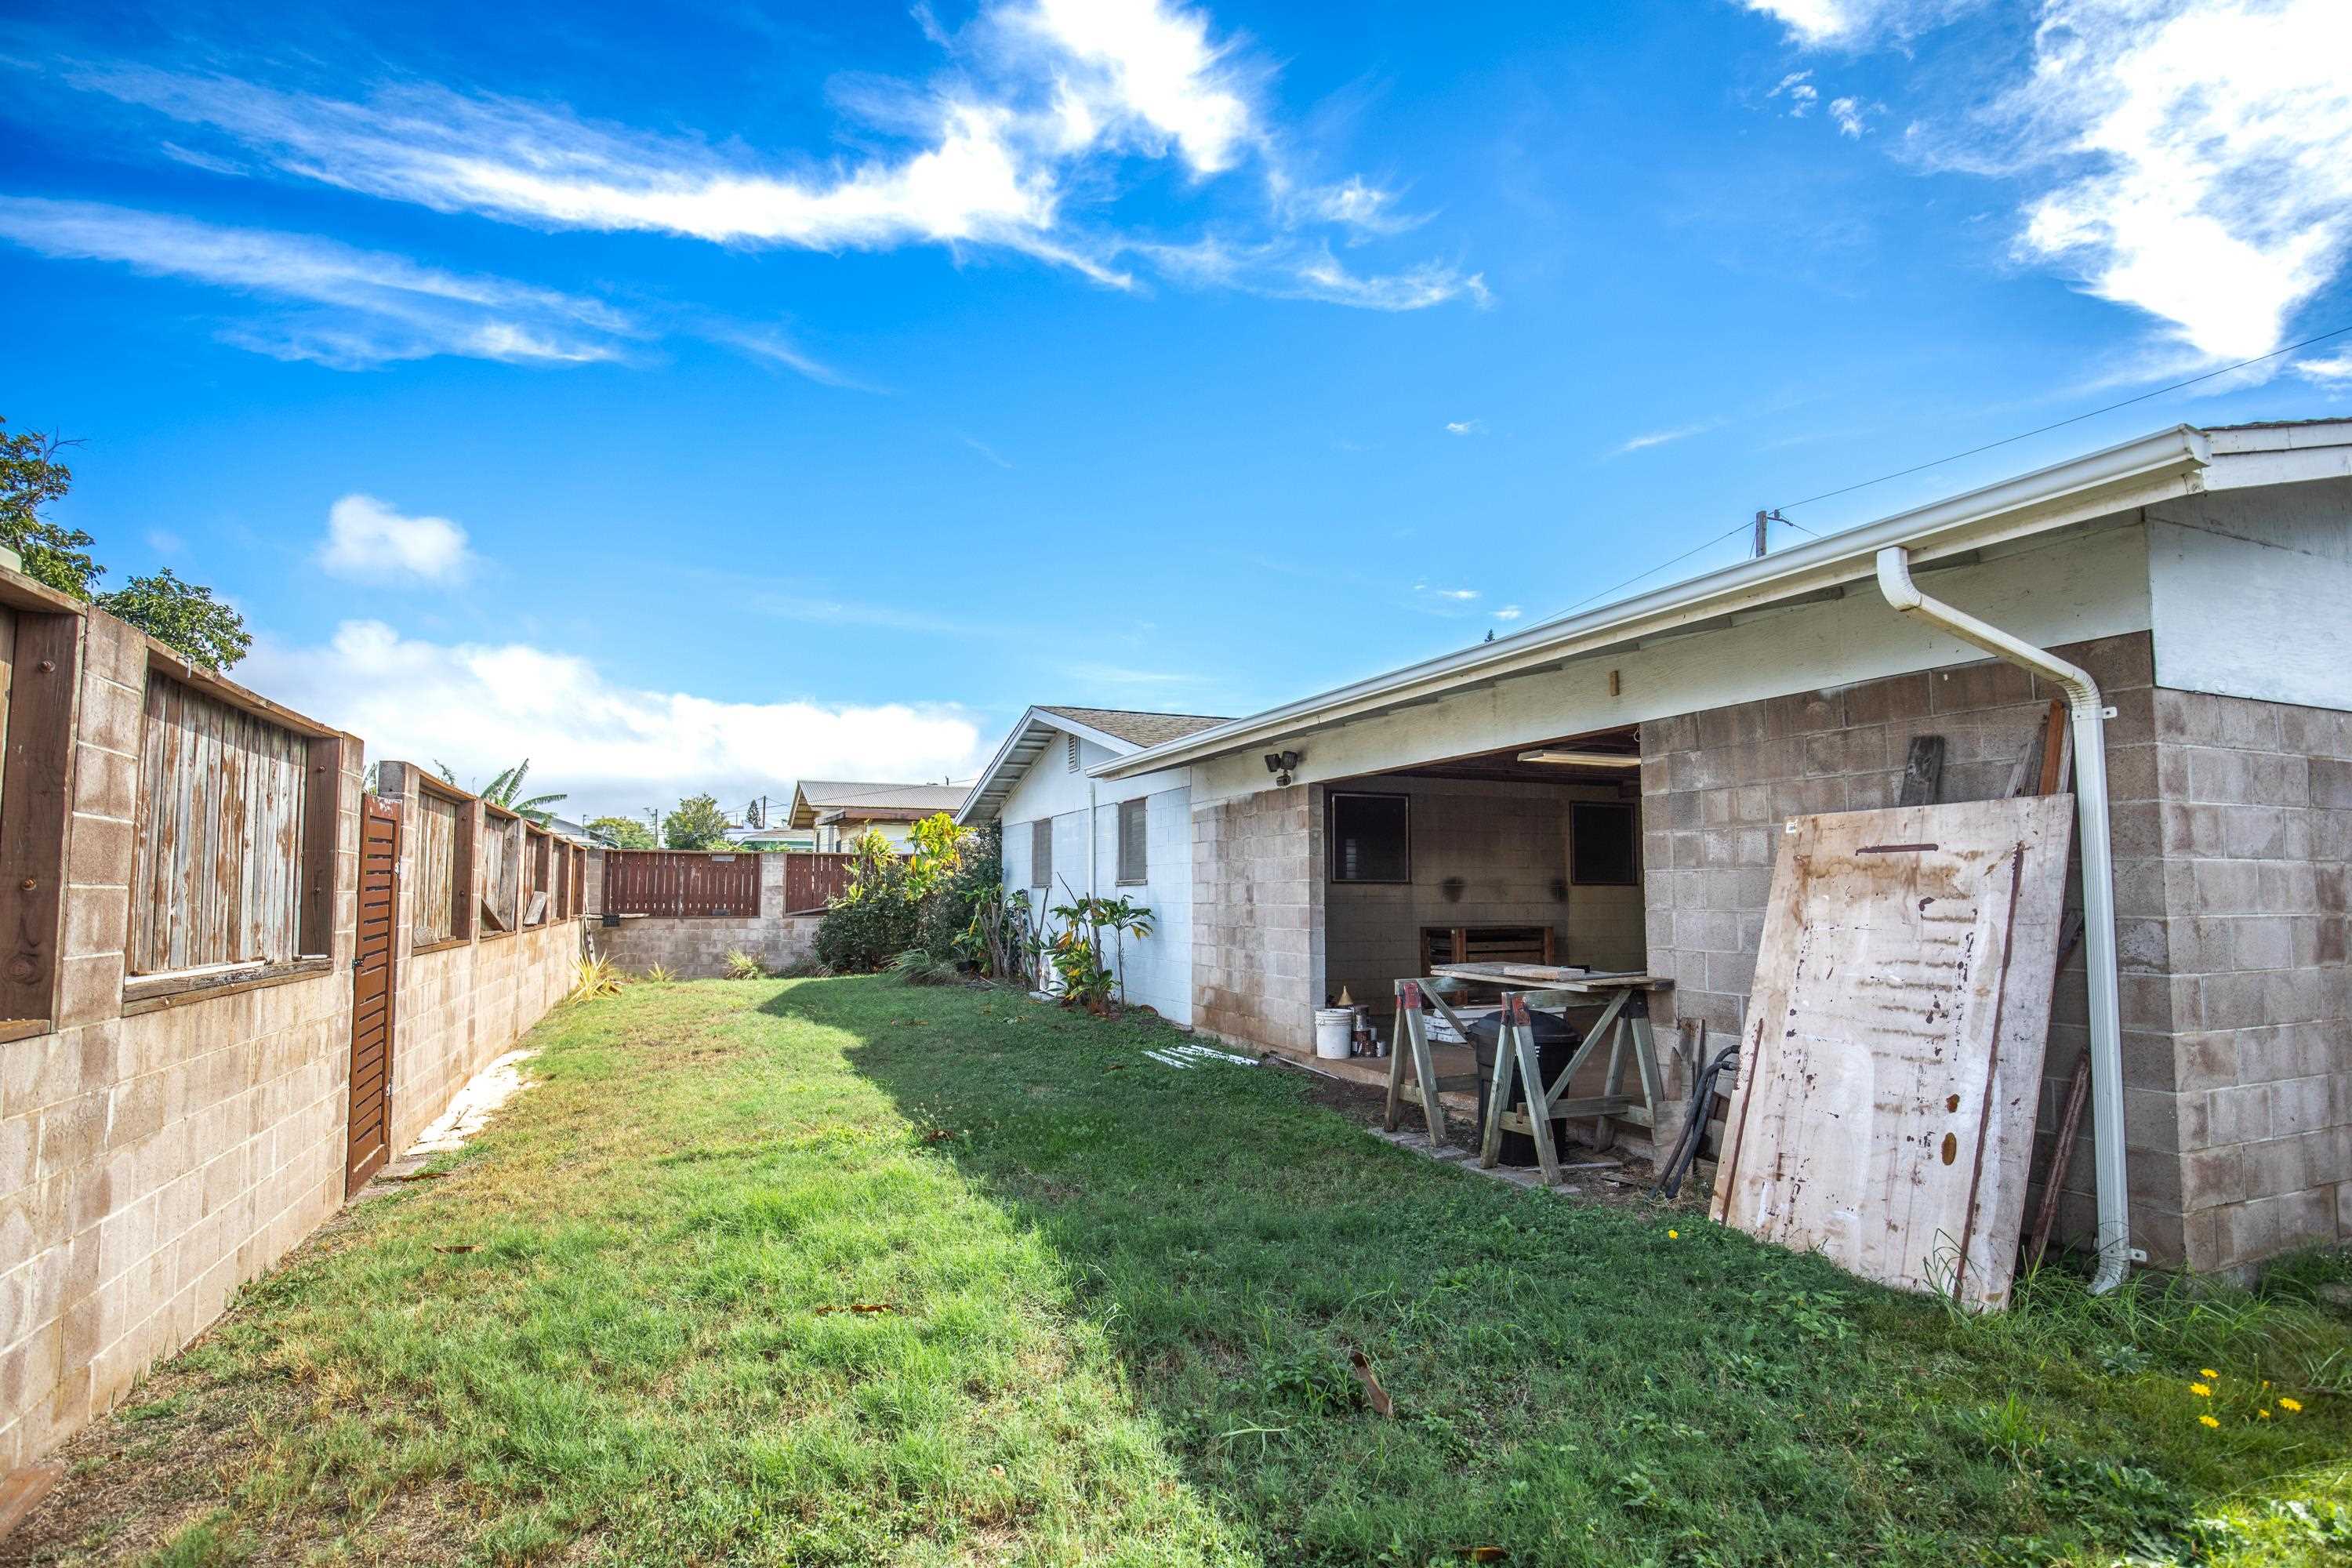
(5, 0), (2350, 819)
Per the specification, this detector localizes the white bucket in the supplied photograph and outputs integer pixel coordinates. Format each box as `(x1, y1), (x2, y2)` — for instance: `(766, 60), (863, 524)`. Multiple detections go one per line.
(1314, 1007), (1355, 1059)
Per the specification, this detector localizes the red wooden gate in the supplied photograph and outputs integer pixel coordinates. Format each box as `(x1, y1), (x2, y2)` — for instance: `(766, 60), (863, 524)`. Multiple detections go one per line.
(783, 852), (855, 913)
(346, 795), (400, 1196)
(601, 851), (762, 917)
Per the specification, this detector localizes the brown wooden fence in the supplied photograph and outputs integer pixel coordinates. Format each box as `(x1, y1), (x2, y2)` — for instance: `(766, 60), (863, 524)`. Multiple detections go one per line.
(783, 852), (855, 913)
(602, 850), (762, 917)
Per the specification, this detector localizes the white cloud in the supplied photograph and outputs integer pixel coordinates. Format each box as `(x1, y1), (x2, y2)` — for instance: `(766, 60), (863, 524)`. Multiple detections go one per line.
(1608, 422), (1715, 456)
(238, 619), (982, 819)
(1444, 418), (1486, 436)
(318, 495), (475, 583)
(56, 0), (1480, 314)
(720, 328), (877, 390)
(1740, 1), (1981, 46)
(2294, 350), (2352, 385)
(0, 196), (632, 368)
(1829, 96), (1880, 137)
(1007, 0), (1256, 175)
(1769, 71), (1820, 117)
(1998, 0), (2352, 361)
(1493, 604), (1523, 621)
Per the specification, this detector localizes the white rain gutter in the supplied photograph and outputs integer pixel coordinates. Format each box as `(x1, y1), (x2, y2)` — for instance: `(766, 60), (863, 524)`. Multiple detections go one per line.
(1875, 546), (2133, 1294)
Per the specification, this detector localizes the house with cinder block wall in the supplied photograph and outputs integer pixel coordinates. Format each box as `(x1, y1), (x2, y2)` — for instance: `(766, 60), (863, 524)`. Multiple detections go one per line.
(1058, 419), (2350, 1281)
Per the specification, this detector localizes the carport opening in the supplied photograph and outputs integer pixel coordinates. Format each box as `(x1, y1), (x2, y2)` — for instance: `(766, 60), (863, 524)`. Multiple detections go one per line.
(1321, 724), (1647, 1025)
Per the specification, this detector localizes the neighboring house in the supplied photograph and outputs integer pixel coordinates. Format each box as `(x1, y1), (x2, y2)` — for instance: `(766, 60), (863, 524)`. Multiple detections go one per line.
(1080, 419), (2352, 1279)
(727, 823), (817, 851)
(787, 779), (971, 851)
(958, 706), (1231, 1025)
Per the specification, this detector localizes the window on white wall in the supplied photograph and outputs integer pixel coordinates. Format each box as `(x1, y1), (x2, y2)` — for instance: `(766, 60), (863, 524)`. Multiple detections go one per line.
(1031, 818), (1053, 889)
(1116, 797), (1147, 884)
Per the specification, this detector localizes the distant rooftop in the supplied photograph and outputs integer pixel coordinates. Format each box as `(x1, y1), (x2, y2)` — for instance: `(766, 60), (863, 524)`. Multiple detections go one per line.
(787, 779), (968, 828)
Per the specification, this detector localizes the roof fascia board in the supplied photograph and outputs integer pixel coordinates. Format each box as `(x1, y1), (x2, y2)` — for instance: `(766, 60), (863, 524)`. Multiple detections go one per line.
(1098, 423), (2211, 779)
(954, 707), (1142, 825)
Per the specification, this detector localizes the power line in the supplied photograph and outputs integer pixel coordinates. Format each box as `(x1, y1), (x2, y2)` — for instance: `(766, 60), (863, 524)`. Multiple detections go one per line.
(1774, 321), (2352, 513)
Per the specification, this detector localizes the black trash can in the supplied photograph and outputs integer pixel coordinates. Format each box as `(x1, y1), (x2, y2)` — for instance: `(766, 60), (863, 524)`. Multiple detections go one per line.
(1466, 1010), (1583, 1166)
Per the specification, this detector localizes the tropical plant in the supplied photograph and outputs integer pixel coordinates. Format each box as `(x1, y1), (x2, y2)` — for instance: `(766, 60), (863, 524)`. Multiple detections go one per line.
(903, 812), (970, 898)
(663, 793), (732, 850)
(2, 415), (253, 670)
(723, 949), (767, 980)
(586, 815), (657, 849)
(642, 964), (677, 985)
(890, 948), (962, 985)
(815, 830), (920, 972)
(440, 757), (567, 826)
(1042, 890), (1154, 1013)
(571, 955), (622, 1000)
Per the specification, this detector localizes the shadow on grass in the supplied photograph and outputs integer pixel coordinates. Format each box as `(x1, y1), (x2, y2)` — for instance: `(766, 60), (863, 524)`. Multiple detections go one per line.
(768, 977), (2352, 1566)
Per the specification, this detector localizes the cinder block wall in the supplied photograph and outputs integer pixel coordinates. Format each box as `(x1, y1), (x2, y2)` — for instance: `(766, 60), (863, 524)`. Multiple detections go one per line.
(590, 854), (820, 978)
(0, 607), (361, 1468)
(1193, 785), (1323, 1054)
(1642, 630), (2352, 1273)
(2147, 690), (2350, 1270)
(376, 763), (590, 1156)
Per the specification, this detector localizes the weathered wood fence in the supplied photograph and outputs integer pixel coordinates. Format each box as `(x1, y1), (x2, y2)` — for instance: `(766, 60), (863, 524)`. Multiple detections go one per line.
(783, 852), (855, 913)
(602, 850), (763, 917)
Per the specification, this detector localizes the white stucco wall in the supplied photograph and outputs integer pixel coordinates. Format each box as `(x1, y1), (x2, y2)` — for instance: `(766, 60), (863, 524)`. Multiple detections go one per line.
(2147, 477), (2352, 714)
(996, 731), (1196, 1024)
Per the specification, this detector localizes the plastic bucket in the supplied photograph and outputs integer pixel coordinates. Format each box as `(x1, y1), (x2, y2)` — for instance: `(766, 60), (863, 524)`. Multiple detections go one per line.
(1313, 1007), (1355, 1059)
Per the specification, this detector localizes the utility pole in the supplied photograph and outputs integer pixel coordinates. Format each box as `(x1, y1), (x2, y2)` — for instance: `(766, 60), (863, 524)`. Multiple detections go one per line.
(1752, 509), (1769, 558)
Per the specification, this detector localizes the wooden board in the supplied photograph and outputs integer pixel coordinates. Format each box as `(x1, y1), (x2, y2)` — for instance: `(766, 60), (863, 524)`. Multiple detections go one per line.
(1708, 797), (2074, 1311)
(346, 794), (401, 1196)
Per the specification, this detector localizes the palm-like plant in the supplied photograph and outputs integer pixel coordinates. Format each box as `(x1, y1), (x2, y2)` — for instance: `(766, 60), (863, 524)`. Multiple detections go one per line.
(437, 757), (568, 826)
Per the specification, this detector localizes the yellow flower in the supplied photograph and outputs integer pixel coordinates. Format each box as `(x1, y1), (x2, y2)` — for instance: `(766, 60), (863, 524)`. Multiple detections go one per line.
(2198, 1414), (2220, 1429)
(2190, 1383), (2212, 1397)
(1666, 1229), (1679, 1240)
(2201, 1368), (2220, 1380)
(2257, 1409), (2271, 1420)
(2279, 1397), (2303, 1414)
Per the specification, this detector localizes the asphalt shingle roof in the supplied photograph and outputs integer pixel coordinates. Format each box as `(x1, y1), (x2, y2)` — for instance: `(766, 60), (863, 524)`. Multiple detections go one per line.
(1037, 706), (1232, 748)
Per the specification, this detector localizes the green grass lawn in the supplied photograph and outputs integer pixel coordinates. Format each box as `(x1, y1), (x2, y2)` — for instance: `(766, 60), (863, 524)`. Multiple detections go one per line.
(29, 976), (2352, 1567)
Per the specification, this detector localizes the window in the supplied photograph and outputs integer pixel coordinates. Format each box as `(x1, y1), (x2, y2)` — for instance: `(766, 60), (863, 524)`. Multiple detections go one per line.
(1328, 792), (1410, 884)
(1571, 802), (1639, 885)
(129, 673), (314, 974)
(412, 785), (473, 946)
(1031, 818), (1053, 890)
(1116, 797), (1148, 884)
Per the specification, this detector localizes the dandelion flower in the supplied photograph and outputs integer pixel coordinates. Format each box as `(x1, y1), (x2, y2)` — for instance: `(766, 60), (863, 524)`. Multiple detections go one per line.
(2201, 1368), (2219, 1380)
(2279, 1397), (2303, 1414)
(2190, 1383), (2212, 1397)
(2258, 1409), (2271, 1420)
(1667, 1229), (1679, 1240)
(2198, 1414), (2220, 1429)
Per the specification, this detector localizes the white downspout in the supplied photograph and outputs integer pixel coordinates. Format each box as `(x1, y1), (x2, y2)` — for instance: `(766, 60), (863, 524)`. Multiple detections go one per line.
(1875, 546), (2133, 1293)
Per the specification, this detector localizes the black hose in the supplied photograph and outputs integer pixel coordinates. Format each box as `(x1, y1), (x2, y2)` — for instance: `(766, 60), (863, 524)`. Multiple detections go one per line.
(1655, 1044), (1740, 1199)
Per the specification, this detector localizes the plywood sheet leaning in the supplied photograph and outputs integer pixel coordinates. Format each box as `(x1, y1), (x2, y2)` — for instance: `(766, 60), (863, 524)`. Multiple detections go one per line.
(1708, 796), (2074, 1312)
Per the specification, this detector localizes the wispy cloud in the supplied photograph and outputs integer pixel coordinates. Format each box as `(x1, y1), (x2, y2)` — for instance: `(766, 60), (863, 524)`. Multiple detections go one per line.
(1829, 96), (1880, 137)
(52, 0), (1483, 314)
(1607, 421), (1715, 456)
(2295, 350), (2352, 386)
(1493, 604), (1523, 621)
(1444, 418), (1486, 436)
(1739, 1), (1984, 48)
(0, 196), (633, 368)
(318, 494), (475, 583)
(1769, 70), (1820, 118)
(960, 434), (1014, 469)
(719, 328), (882, 391)
(752, 593), (981, 635)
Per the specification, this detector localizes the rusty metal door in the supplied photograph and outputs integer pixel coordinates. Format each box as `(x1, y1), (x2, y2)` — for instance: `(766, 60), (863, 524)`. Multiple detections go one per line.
(345, 795), (400, 1196)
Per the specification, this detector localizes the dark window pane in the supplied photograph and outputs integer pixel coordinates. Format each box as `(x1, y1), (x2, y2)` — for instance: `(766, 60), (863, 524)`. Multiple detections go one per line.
(1329, 792), (1410, 883)
(1571, 803), (1639, 885)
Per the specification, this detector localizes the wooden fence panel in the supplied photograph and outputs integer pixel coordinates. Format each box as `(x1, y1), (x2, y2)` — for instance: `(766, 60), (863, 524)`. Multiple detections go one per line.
(783, 853), (855, 913)
(603, 851), (761, 918)
(481, 814), (521, 931)
(129, 675), (308, 975)
(413, 793), (459, 944)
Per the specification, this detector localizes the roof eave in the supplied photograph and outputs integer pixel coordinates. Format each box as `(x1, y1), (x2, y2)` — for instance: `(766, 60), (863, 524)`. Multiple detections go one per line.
(1098, 422), (2213, 779)
(953, 706), (1143, 826)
